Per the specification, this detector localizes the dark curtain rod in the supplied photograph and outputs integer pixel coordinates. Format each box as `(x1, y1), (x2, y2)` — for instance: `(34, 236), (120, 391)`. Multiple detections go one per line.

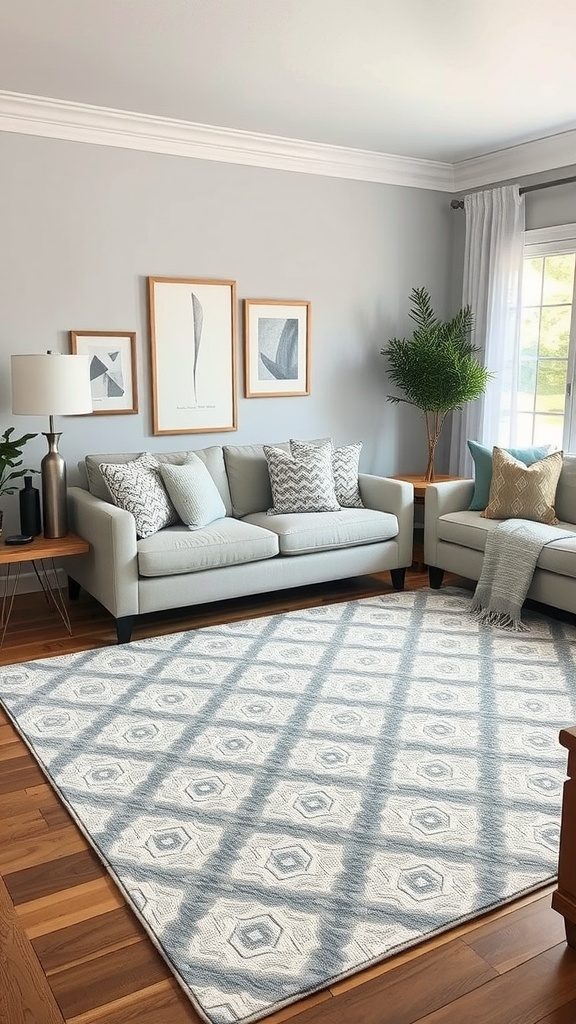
(450, 173), (576, 209)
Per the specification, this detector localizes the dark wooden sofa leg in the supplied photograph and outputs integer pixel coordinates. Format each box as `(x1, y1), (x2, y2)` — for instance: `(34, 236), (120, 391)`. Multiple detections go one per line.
(390, 568), (406, 591)
(116, 616), (134, 645)
(68, 576), (81, 600)
(429, 566), (444, 589)
(552, 727), (576, 948)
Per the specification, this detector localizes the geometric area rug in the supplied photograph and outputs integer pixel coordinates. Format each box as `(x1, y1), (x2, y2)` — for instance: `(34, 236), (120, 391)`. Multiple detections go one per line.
(0, 587), (574, 1024)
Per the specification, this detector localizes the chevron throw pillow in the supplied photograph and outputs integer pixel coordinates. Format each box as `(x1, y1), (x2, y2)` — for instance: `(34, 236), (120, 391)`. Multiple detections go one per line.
(264, 441), (340, 514)
(290, 439), (364, 508)
(332, 442), (364, 507)
(99, 453), (179, 538)
(482, 447), (563, 525)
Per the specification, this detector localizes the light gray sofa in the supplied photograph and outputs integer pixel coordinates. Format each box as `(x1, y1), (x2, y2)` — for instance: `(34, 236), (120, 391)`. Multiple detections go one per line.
(424, 453), (576, 615)
(64, 442), (414, 643)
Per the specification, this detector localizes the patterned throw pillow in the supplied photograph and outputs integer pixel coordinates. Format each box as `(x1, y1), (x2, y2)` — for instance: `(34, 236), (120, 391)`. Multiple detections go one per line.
(264, 441), (340, 514)
(482, 447), (563, 525)
(160, 455), (226, 530)
(99, 453), (179, 538)
(331, 442), (364, 508)
(467, 439), (551, 511)
(290, 439), (364, 508)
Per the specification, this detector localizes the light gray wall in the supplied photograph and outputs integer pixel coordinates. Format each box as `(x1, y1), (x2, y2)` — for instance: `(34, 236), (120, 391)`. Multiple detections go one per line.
(0, 131), (453, 535)
(524, 175), (576, 231)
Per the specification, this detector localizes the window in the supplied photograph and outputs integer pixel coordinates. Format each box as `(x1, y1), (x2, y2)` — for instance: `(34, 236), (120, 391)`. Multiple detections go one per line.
(519, 225), (576, 449)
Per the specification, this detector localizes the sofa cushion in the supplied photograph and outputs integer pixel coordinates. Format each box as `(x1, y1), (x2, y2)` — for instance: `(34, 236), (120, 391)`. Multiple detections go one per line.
(467, 439), (550, 511)
(137, 519), (279, 577)
(437, 509), (576, 578)
(482, 447), (563, 524)
(223, 441), (290, 518)
(438, 510), (505, 552)
(160, 457), (227, 530)
(265, 441), (340, 514)
(84, 446), (232, 514)
(244, 508), (398, 555)
(555, 453), (576, 523)
(99, 454), (179, 539)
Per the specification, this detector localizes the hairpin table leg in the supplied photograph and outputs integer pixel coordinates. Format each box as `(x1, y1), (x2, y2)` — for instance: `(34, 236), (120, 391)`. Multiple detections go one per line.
(0, 562), (22, 649)
(32, 557), (73, 634)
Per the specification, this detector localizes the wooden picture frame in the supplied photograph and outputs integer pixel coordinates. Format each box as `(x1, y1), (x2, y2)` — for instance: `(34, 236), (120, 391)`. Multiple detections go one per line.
(244, 299), (311, 398)
(148, 277), (237, 435)
(69, 331), (138, 415)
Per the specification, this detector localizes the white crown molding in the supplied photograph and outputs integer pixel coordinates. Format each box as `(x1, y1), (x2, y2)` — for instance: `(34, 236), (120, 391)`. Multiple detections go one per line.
(0, 91), (455, 191)
(1, 91), (574, 194)
(453, 129), (576, 193)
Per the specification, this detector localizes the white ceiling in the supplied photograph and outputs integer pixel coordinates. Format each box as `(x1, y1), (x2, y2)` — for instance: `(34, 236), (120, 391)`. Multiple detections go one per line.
(2, 0), (576, 168)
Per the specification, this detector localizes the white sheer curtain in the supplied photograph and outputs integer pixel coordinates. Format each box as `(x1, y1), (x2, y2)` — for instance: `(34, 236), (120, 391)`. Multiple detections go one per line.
(449, 184), (525, 476)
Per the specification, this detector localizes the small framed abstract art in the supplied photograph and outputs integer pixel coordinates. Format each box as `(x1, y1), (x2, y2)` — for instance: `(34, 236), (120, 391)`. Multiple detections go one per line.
(148, 276), (237, 435)
(244, 299), (311, 397)
(69, 331), (138, 415)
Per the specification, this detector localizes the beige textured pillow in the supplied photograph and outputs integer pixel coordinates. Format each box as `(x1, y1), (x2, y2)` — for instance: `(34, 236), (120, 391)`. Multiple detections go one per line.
(482, 447), (563, 525)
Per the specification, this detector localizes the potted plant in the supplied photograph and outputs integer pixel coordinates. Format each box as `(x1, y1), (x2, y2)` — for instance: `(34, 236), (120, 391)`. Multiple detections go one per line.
(381, 287), (491, 481)
(0, 427), (38, 535)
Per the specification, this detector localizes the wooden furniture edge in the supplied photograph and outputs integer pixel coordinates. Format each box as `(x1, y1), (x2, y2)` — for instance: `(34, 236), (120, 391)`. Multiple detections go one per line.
(552, 726), (576, 946)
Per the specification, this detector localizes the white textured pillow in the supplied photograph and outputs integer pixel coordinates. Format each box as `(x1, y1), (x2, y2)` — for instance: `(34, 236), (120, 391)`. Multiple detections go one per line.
(264, 441), (340, 514)
(160, 456), (227, 530)
(99, 454), (179, 538)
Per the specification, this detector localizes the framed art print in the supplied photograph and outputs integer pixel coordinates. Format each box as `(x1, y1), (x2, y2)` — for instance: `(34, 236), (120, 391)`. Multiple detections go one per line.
(70, 330), (138, 414)
(148, 277), (237, 435)
(244, 299), (310, 397)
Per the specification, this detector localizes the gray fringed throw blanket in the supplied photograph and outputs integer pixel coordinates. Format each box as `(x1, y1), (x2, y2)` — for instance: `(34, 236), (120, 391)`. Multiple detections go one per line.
(471, 518), (573, 630)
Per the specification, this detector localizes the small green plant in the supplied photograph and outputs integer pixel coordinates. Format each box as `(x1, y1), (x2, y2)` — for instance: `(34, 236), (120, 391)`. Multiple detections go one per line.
(0, 427), (38, 498)
(381, 287), (492, 481)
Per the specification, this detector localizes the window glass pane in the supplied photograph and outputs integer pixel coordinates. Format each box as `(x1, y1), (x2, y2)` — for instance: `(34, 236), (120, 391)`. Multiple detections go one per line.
(519, 246), (575, 452)
(542, 253), (576, 305)
(520, 308), (540, 356)
(518, 360), (537, 411)
(533, 414), (564, 448)
(522, 257), (543, 305)
(516, 413), (535, 446)
(539, 305), (572, 358)
(535, 361), (567, 414)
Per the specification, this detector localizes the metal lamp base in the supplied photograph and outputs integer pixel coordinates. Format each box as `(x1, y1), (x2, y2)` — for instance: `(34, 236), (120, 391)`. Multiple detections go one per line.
(41, 432), (68, 539)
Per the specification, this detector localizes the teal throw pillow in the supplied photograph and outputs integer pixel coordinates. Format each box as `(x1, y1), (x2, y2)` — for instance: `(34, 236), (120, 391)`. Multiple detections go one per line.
(467, 439), (551, 511)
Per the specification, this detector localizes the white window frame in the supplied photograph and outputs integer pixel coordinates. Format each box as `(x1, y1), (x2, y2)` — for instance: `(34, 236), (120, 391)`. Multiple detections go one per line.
(522, 223), (576, 450)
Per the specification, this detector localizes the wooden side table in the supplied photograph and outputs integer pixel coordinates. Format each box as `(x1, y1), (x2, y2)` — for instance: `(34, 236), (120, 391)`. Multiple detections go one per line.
(0, 532), (89, 646)
(392, 474), (464, 499)
(392, 474), (464, 569)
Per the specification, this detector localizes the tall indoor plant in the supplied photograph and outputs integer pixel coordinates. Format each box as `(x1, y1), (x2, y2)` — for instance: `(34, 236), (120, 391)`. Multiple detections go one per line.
(381, 287), (491, 481)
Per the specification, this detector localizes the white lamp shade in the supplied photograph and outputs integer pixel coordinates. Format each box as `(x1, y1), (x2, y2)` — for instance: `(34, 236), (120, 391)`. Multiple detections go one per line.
(11, 353), (93, 416)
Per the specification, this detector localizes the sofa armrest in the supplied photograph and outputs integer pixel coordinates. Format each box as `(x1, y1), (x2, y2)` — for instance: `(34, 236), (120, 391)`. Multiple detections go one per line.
(359, 474), (414, 568)
(424, 479), (475, 567)
(62, 487), (139, 618)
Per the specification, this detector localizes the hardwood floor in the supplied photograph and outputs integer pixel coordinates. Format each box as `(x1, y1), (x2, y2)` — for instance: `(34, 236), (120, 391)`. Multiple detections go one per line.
(1, 569), (575, 1024)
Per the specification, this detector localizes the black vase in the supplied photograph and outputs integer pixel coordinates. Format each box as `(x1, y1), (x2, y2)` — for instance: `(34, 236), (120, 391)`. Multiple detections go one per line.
(19, 476), (42, 536)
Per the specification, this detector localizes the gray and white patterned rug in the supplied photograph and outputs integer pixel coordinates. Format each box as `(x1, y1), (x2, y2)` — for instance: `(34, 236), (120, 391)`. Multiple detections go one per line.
(1, 587), (574, 1024)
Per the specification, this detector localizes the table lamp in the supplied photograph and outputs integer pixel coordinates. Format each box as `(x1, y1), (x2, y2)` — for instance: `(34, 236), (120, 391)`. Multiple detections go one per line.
(11, 351), (92, 538)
